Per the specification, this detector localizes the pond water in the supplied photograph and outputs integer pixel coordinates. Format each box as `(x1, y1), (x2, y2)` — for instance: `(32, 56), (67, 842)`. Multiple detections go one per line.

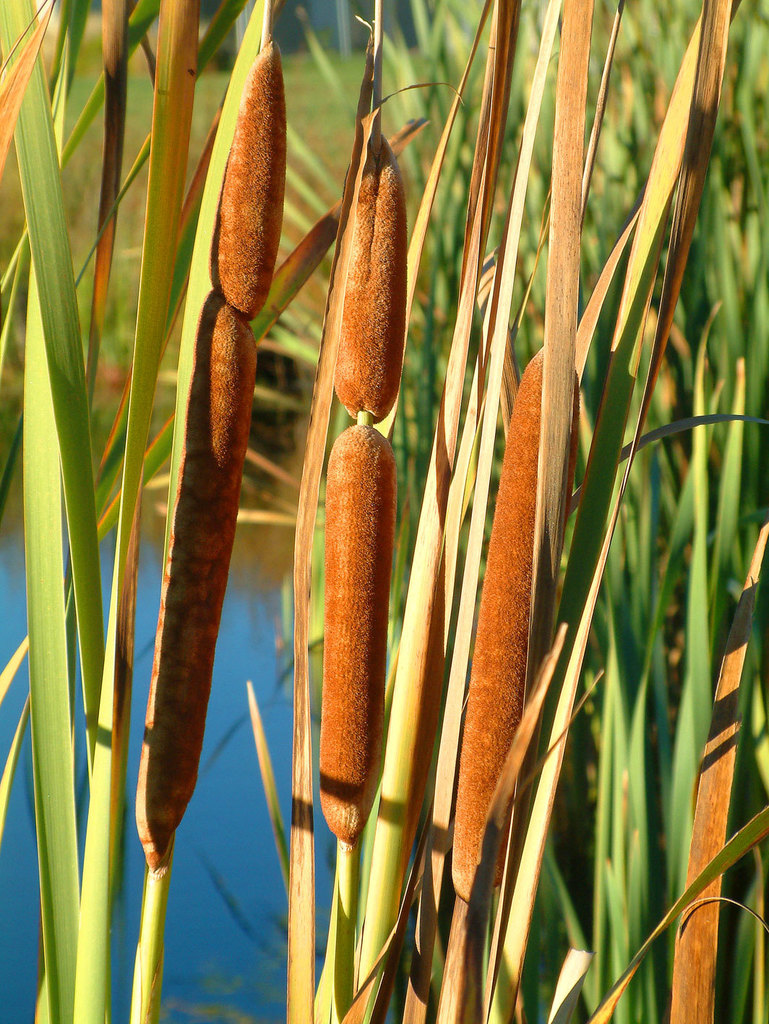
(0, 499), (335, 1021)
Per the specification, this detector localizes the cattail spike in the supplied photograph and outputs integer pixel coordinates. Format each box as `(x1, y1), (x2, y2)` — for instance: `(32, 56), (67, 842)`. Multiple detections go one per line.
(320, 424), (397, 847)
(136, 292), (256, 872)
(211, 41), (286, 319)
(334, 137), (407, 423)
(452, 349), (579, 903)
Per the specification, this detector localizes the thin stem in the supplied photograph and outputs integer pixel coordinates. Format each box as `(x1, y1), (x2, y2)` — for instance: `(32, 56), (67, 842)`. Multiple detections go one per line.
(357, 410), (375, 427)
(129, 846), (174, 1024)
(261, 0), (273, 50)
(332, 839), (360, 1024)
(372, 0), (383, 152)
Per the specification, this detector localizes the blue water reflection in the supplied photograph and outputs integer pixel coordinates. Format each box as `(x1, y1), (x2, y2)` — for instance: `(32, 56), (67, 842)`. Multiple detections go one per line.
(0, 516), (332, 1022)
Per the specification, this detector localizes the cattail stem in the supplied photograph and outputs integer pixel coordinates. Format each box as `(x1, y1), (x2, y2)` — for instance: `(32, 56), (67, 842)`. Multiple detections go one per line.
(372, 0), (383, 152)
(357, 410), (374, 426)
(130, 846), (173, 1024)
(260, 0), (273, 51)
(332, 839), (360, 1024)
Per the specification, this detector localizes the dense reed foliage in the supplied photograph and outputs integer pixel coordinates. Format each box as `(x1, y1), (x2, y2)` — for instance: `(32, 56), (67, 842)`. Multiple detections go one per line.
(1, 0), (768, 1021)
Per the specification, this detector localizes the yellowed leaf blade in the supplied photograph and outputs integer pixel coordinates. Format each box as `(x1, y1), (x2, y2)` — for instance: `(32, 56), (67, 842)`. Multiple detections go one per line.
(529, 0), (593, 686)
(0, 635), (29, 709)
(669, 517), (769, 1023)
(288, 42), (375, 1023)
(0, 0), (52, 185)
(575, 200), (640, 380)
(339, 823), (428, 1024)
(638, 0), (734, 429)
(0, 696), (30, 855)
(247, 681), (290, 897)
(581, 0), (624, 217)
(488, 623), (578, 1021)
(548, 949), (595, 1024)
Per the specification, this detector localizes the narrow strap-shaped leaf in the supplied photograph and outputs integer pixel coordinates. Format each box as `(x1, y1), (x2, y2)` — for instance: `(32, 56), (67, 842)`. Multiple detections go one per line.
(669, 516), (769, 1022)
(0, 0), (105, 766)
(75, 2), (200, 1018)
(0, 0), (52, 182)
(638, 0), (735, 432)
(85, 0), (129, 398)
(247, 681), (289, 896)
(0, 696), (29, 856)
(23, 268), (80, 1024)
(528, 0), (592, 697)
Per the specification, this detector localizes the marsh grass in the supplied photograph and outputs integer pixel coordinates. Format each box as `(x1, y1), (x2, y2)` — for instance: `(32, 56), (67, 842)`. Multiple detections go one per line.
(1, 0), (769, 1021)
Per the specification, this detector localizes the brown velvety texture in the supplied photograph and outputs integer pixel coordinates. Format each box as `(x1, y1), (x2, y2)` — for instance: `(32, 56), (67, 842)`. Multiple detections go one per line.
(452, 350), (579, 902)
(320, 425), (397, 846)
(211, 41), (286, 319)
(136, 292), (256, 871)
(334, 137), (407, 422)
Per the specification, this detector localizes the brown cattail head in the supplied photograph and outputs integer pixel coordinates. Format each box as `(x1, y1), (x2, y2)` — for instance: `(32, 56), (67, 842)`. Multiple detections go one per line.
(320, 424), (397, 846)
(211, 40), (286, 319)
(334, 137), (408, 423)
(452, 349), (579, 903)
(136, 292), (256, 872)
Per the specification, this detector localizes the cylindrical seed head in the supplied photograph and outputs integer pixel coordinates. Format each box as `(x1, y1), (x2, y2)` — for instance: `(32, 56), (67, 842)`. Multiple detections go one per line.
(452, 350), (579, 903)
(136, 292), (257, 872)
(211, 40), (286, 319)
(320, 424), (397, 846)
(334, 137), (407, 423)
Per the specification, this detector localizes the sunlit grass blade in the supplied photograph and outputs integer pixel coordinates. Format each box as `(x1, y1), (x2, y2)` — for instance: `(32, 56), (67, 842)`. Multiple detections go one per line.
(669, 515), (769, 1022)
(0, 414), (22, 528)
(246, 680), (289, 895)
(558, 14), (704, 641)
(0, 696), (29, 855)
(0, 0), (105, 765)
(109, 497), (141, 902)
(22, 269), (80, 1024)
(0, 636), (28, 710)
(667, 342), (712, 898)
(75, 1), (201, 1018)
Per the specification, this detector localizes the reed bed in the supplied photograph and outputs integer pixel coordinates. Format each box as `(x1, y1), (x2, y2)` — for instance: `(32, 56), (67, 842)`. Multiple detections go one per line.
(1, 0), (769, 1022)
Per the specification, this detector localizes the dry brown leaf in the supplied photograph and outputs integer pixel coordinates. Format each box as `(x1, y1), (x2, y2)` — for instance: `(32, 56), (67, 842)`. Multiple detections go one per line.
(0, 0), (53, 185)
(669, 517), (769, 1022)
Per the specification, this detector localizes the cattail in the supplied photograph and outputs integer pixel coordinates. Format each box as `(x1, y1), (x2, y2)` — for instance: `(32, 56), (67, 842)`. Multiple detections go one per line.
(211, 40), (286, 319)
(320, 424), (397, 847)
(452, 350), (579, 902)
(136, 292), (256, 872)
(334, 137), (407, 423)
